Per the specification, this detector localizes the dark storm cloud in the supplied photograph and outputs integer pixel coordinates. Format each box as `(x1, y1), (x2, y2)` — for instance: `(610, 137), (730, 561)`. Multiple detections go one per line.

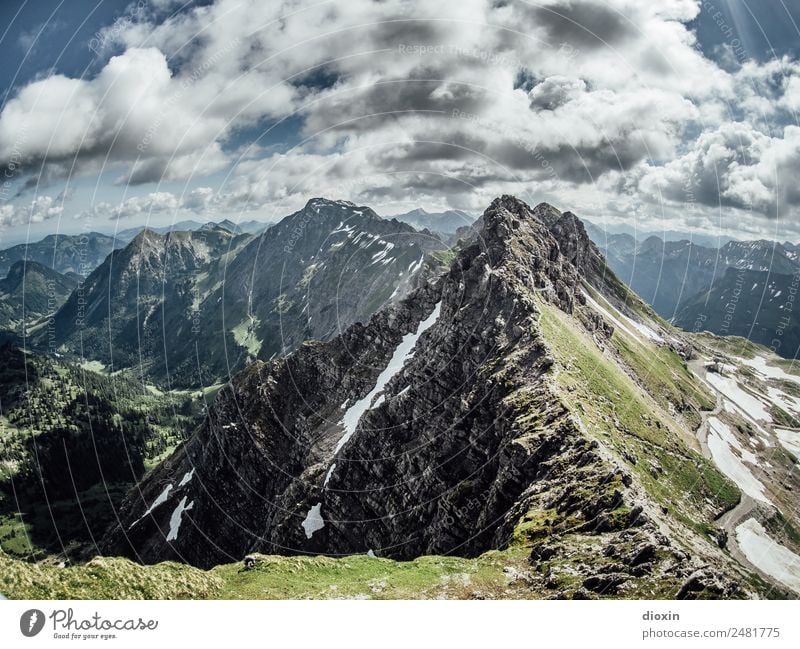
(525, 1), (636, 49)
(303, 79), (491, 134)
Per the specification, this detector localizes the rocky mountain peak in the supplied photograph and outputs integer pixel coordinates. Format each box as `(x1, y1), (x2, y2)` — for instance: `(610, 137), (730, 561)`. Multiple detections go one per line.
(100, 195), (612, 566)
(98, 194), (752, 599)
(463, 195), (612, 314)
(303, 197), (371, 216)
(531, 201), (563, 225)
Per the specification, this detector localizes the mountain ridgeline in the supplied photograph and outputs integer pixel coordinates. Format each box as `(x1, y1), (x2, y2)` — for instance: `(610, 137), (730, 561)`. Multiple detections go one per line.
(392, 207), (475, 234)
(0, 261), (78, 332)
(39, 200), (444, 388)
(47, 224), (254, 384)
(101, 196), (756, 599)
(0, 232), (121, 278)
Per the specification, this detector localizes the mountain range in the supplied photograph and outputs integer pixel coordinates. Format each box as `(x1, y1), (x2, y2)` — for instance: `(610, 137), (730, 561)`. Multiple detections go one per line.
(113, 218), (269, 243)
(585, 225), (800, 358)
(92, 196), (800, 599)
(391, 207), (475, 234)
(1, 196), (799, 599)
(0, 232), (121, 278)
(37, 200), (444, 387)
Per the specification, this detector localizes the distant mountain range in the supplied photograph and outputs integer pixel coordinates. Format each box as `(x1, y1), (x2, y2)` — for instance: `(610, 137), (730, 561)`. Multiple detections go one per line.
(113, 218), (268, 242)
(0, 232), (121, 278)
(585, 223), (800, 358)
(391, 207), (475, 234)
(674, 268), (800, 358)
(0, 219), (269, 280)
(584, 220), (736, 249)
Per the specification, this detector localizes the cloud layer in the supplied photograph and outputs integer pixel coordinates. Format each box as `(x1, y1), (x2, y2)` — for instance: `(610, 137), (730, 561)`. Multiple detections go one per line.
(2, 0), (800, 235)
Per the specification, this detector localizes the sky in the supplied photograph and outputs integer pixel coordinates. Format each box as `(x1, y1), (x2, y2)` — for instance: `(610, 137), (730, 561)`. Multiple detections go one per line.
(1, 0), (800, 245)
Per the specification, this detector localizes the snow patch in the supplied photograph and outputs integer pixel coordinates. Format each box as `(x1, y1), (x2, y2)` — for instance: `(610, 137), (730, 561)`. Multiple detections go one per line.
(407, 256), (425, 275)
(736, 519), (800, 594)
(707, 417), (772, 505)
(302, 503), (325, 539)
(766, 387), (800, 417)
(129, 483), (173, 529)
(705, 372), (772, 422)
(166, 496), (194, 542)
(330, 223), (355, 236)
(741, 356), (800, 385)
(323, 463), (337, 487)
(178, 469), (195, 487)
(775, 428), (800, 460)
(334, 301), (442, 454)
(582, 291), (638, 340)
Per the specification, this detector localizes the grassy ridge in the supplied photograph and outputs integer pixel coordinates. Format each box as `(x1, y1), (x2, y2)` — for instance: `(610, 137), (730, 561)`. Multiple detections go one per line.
(537, 301), (740, 534)
(0, 552), (221, 599)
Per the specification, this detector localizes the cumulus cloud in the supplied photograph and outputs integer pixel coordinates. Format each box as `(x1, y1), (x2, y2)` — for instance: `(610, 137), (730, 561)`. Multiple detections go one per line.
(0, 195), (64, 229)
(76, 188), (228, 221)
(529, 77), (588, 111)
(636, 122), (800, 216)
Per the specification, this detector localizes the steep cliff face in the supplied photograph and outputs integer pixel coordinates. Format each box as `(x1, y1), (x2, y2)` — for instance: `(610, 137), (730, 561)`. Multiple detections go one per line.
(103, 196), (751, 598)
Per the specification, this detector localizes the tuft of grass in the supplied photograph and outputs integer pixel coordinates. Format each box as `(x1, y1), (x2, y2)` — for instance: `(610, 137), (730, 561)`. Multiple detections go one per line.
(769, 404), (800, 428)
(691, 332), (766, 359)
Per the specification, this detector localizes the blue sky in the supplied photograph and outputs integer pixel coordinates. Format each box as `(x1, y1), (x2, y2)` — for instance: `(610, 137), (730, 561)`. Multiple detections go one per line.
(0, 1), (134, 97)
(1, 0), (800, 245)
(693, 1), (800, 64)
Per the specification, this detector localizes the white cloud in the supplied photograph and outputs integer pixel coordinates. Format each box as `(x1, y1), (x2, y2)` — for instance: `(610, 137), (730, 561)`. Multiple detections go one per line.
(2, 0), (800, 235)
(635, 122), (800, 217)
(0, 195), (64, 229)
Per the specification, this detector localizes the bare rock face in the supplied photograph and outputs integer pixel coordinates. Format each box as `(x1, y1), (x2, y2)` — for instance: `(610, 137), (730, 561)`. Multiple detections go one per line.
(101, 197), (739, 597)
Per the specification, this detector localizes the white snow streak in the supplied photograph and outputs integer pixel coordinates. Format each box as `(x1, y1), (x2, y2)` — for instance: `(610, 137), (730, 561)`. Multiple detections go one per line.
(334, 301), (442, 454)
(323, 463), (337, 487)
(741, 356), (800, 385)
(166, 496), (194, 542)
(706, 417), (771, 505)
(178, 469), (195, 487)
(705, 372), (772, 422)
(775, 428), (800, 460)
(128, 483), (173, 529)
